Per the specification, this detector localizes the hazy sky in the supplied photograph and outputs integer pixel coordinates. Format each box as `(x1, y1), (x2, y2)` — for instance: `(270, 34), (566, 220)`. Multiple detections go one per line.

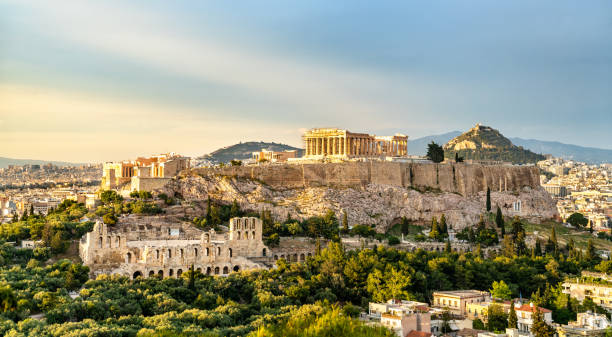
(1, 1), (611, 163)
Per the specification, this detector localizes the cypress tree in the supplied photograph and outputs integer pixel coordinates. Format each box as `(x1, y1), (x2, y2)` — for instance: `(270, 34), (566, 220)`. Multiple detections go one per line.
(445, 239), (451, 253)
(342, 211), (349, 233)
(586, 239), (596, 261)
(429, 217), (440, 240)
(205, 196), (212, 225)
(535, 239), (542, 256)
(508, 301), (518, 329)
(531, 306), (555, 337)
(439, 214), (448, 235)
(486, 187), (491, 212)
(495, 206), (504, 231)
(401, 217), (409, 235)
(550, 226), (558, 253)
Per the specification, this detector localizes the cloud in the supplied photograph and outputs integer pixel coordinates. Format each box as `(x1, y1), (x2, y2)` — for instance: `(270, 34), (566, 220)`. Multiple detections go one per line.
(7, 0), (415, 127)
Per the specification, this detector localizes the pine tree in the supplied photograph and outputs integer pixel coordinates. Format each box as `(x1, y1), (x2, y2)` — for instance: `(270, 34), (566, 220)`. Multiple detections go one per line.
(508, 301), (518, 329)
(342, 211), (349, 233)
(535, 239), (542, 257)
(486, 187), (491, 212)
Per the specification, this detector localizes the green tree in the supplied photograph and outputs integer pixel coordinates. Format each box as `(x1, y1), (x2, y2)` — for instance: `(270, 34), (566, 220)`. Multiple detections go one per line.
(473, 319), (486, 330)
(100, 190), (123, 205)
(50, 231), (65, 254)
(388, 236), (400, 245)
(429, 217), (440, 240)
(490, 280), (512, 300)
(531, 306), (555, 337)
(445, 239), (451, 253)
(508, 301), (518, 329)
(230, 199), (240, 218)
(566, 213), (588, 228)
(342, 211), (349, 234)
(586, 239), (597, 262)
(487, 304), (508, 332)
(426, 142), (445, 163)
(439, 214), (448, 235)
(0, 285), (17, 312)
(230, 159), (242, 166)
(486, 187), (491, 212)
(495, 206), (504, 234)
(102, 213), (117, 226)
(455, 152), (464, 163)
(400, 217), (409, 235)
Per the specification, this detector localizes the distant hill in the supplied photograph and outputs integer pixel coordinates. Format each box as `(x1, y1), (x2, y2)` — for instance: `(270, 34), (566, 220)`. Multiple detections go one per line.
(0, 157), (84, 169)
(198, 142), (303, 164)
(407, 130), (612, 164)
(408, 131), (462, 156)
(442, 124), (545, 164)
(509, 138), (612, 164)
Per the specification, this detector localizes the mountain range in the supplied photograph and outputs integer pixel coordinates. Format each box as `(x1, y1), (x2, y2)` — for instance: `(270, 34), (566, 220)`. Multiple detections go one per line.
(0, 157), (85, 169)
(407, 131), (612, 164)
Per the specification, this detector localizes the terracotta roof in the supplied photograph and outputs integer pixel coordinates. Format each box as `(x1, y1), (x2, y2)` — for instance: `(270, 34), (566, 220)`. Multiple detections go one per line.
(515, 304), (552, 313)
(406, 331), (432, 337)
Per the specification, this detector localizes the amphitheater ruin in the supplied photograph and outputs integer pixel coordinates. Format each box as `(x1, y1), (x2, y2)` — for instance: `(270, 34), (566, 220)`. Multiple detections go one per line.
(80, 216), (316, 279)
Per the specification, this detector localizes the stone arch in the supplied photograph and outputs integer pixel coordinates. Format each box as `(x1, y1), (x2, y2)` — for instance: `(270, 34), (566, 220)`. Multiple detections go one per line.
(156, 250), (160, 259)
(237, 231), (241, 240)
(307, 253), (312, 257)
(233, 265), (240, 272)
(206, 248), (210, 256)
(148, 270), (155, 277)
(180, 249), (184, 258)
(263, 248), (267, 257)
(223, 266), (229, 274)
(293, 254), (298, 262)
(126, 252), (132, 263)
(169, 269), (174, 277)
(280, 254), (285, 259)
(107, 236), (111, 248)
(206, 267), (211, 275)
(196, 267), (202, 273)
(177, 269), (183, 277)
(214, 266), (220, 275)
(116, 236), (120, 247)
(252, 231), (255, 239)
(204, 233), (210, 242)
(300, 253), (305, 261)
(99, 237), (103, 248)
(158, 270), (163, 278)
(195, 248), (198, 257)
(168, 249), (172, 258)
(251, 221), (255, 229)
(229, 248), (233, 257)
(133, 271), (142, 279)
(217, 247), (221, 256)
(244, 232), (248, 240)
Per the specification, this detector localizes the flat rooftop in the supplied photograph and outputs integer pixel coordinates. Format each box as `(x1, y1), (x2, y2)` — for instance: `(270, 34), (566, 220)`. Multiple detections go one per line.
(433, 290), (489, 298)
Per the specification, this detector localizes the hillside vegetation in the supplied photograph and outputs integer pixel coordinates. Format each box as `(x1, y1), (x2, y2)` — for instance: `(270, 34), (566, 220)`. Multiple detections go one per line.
(443, 124), (545, 164)
(198, 142), (303, 164)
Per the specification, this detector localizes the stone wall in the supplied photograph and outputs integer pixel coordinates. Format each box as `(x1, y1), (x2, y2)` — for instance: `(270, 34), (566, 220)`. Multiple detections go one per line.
(191, 162), (540, 196)
(80, 216), (316, 278)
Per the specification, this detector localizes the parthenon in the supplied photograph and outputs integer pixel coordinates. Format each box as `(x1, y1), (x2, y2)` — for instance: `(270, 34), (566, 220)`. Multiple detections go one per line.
(303, 128), (408, 158)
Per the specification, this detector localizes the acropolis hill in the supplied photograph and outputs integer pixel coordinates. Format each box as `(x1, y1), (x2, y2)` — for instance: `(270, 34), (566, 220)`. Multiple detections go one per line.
(167, 161), (557, 230)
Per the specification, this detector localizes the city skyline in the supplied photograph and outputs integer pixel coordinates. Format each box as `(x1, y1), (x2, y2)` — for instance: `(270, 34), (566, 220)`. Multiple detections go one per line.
(1, 0), (611, 162)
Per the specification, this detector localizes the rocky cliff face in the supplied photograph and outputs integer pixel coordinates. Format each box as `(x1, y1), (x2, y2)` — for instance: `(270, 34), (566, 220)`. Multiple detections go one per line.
(163, 173), (558, 231)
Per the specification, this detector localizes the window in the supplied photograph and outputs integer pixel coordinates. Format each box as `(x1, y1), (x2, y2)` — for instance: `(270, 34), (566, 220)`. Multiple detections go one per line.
(217, 247), (221, 256)
(168, 249), (172, 258)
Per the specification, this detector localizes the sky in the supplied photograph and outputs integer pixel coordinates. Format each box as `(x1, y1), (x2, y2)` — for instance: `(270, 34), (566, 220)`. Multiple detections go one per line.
(1, 0), (611, 163)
